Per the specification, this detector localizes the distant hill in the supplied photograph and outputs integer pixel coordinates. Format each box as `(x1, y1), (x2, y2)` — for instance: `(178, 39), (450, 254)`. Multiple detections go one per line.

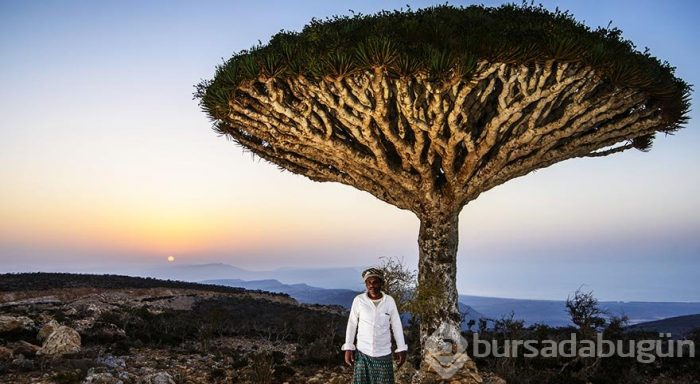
(460, 294), (569, 326)
(142, 263), (259, 283)
(458, 303), (486, 327)
(460, 294), (700, 327)
(203, 278), (359, 307)
(0, 272), (285, 297)
(264, 266), (364, 290)
(599, 301), (700, 324)
(627, 314), (700, 338)
(141, 263), (364, 290)
(205, 278), (486, 330)
(202, 278), (700, 329)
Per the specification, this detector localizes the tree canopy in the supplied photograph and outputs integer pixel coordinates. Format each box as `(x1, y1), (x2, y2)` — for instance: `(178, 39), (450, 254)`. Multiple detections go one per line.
(197, 3), (689, 129)
(195, 3), (690, 218)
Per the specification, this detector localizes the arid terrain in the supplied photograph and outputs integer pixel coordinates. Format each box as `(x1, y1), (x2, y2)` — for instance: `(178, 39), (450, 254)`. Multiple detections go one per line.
(0, 273), (363, 384)
(2, 273), (697, 384)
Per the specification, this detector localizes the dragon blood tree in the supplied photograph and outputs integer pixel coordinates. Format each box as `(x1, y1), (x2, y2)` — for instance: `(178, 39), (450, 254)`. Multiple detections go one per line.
(196, 4), (689, 382)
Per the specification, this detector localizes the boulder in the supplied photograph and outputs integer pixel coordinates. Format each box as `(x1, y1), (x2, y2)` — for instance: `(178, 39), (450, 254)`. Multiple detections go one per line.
(0, 315), (35, 334)
(37, 319), (60, 342)
(38, 325), (81, 356)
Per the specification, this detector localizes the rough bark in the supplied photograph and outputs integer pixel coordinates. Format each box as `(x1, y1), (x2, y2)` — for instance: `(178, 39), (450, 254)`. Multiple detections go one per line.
(417, 212), (460, 341)
(413, 212), (481, 383)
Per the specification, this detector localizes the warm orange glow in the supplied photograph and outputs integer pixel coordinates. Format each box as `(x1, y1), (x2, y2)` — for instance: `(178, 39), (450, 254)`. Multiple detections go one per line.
(0, 177), (415, 261)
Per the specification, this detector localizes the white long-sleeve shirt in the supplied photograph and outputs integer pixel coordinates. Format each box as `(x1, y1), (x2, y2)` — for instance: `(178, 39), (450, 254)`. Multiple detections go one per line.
(341, 291), (408, 357)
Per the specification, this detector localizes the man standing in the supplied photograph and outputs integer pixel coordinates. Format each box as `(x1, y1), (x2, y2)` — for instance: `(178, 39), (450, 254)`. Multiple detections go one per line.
(342, 267), (408, 383)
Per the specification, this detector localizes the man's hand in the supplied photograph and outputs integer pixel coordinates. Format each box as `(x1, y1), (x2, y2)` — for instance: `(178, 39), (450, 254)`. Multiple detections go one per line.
(344, 350), (355, 366)
(394, 351), (406, 368)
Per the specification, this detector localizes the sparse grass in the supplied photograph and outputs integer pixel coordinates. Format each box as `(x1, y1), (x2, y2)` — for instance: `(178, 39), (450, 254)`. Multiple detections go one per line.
(197, 3), (690, 132)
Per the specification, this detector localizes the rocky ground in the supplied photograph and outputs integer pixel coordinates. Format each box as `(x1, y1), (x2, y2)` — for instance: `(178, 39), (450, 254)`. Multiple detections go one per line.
(3, 274), (493, 384)
(4, 273), (696, 384)
(0, 334), (355, 383)
(0, 274), (511, 384)
(0, 275), (349, 383)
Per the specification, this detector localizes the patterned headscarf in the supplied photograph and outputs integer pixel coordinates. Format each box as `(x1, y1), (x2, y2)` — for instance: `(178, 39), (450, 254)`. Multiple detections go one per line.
(361, 267), (384, 282)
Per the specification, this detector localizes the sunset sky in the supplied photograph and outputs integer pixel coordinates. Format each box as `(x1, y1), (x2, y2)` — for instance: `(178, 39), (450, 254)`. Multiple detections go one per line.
(1, 0), (698, 301)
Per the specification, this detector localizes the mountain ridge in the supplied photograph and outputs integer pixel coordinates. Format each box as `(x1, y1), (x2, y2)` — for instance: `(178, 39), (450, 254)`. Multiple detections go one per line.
(202, 276), (700, 330)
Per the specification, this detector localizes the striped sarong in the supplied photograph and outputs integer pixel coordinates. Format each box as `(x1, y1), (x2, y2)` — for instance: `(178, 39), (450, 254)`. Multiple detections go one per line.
(352, 350), (394, 384)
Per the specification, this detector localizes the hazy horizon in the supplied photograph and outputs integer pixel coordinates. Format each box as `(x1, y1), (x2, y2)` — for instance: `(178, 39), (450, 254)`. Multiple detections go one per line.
(2, 1), (698, 302)
(3, 259), (699, 303)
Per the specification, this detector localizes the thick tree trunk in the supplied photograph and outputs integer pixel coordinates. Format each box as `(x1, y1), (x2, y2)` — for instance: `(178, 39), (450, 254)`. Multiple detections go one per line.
(412, 212), (482, 384)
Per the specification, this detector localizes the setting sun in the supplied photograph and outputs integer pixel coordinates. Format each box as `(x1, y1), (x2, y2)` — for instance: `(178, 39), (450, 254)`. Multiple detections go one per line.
(167, 256), (175, 262)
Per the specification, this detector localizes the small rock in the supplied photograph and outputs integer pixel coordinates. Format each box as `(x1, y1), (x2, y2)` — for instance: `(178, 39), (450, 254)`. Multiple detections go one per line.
(0, 346), (13, 361)
(38, 325), (81, 356)
(64, 307), (78, 316)
(37, 312), (55, 324)
(482, 373), (507, 384)
(38, 319), (60, 342)
(11, 353), (34, 370)
(137, 367), (156, 376)
(117, 371), (136, 382)
(74, 318), (97, 332)
(90, 323), (127, 341)
(82, 372), (123, 384)
(328, 374), (347, 384)
(463, 359), (478, 371)
(10, 340), (41, 357)
(0, 315), (35, 333)
(96, 354), (126, 369)
(138, 372), (175, 384)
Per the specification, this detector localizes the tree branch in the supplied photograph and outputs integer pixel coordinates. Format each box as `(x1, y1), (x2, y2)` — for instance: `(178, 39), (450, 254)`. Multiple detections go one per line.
(221, 62), (674, 216)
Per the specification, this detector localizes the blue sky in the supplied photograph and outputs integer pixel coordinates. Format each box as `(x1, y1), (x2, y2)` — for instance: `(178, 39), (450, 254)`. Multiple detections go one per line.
(1, 0), (698, 301)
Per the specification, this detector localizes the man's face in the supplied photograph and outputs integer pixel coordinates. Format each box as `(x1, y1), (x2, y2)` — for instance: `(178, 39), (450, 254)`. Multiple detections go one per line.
(365, 276), (382, 295)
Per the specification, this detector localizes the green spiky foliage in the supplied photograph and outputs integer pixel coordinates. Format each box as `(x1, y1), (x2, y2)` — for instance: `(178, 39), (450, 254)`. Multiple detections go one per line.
(197, 4), (689, 138)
